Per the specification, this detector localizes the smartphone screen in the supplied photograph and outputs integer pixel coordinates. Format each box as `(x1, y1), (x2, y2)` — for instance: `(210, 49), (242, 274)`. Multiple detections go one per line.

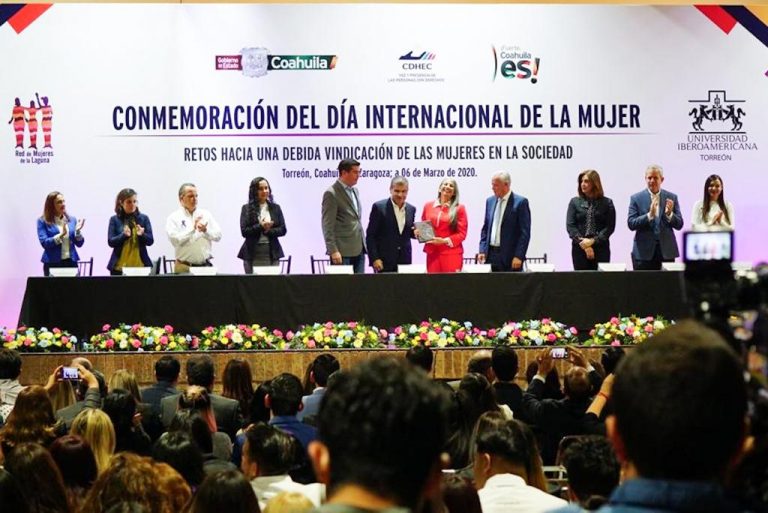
(551, 347), (568, 359)
(61, 366), (80, 380)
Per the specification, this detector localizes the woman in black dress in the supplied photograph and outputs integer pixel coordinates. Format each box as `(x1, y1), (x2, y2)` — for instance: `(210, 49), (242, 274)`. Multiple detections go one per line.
(566, 170), (616, 270)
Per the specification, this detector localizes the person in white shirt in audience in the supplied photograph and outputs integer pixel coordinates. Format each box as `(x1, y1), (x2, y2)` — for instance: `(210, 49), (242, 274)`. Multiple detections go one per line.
(241, 422), (323, 510)
(165, 183), (222, 273)
(473, 416), (566, 513)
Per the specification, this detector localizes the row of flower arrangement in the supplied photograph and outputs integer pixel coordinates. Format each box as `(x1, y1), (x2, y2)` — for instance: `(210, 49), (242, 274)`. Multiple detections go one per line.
(1, 316), (674, 353)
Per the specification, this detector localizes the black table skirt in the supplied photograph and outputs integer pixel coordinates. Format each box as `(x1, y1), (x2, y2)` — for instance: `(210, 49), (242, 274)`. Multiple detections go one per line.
(18, 272), (690, 338)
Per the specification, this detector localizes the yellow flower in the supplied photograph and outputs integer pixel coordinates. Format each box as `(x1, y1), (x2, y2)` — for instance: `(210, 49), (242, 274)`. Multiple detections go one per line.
(220, 337), (228, 345)
(353, 339), (363, 348)
(427, 331), (439, 342)
(520, 330), (528, 338)
(169, 341), (177, 349)
(232, 332), (243, 343)
(437, 337), (447, 348)
(245, 341), (253, 349)
(356, 332), (365, 340)
(314, 329), (324, 340)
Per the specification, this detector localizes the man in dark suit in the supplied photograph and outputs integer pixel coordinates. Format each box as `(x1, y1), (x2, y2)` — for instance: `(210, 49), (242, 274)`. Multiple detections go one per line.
(321, 158), (365, 273)
(491, 345), (524, 420)
(160, 355), (242, 441)
(522, 347), (604, 464)
(628, 164), (684, 270)
(141, 355), (180, 418)
(365, 176), (416, 273)
(478, 172), (531, 272)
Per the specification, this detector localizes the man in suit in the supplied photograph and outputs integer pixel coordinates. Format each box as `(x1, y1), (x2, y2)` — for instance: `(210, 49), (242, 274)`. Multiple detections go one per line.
(297, 354), (340, 421)
(160, 354), (242, 441)
(365, 176), (416, 272)
(627, 164), (684, 270)
(321, 159), (365, 273)
(141, 355), (180, 418)
(478, 172), (531, 272)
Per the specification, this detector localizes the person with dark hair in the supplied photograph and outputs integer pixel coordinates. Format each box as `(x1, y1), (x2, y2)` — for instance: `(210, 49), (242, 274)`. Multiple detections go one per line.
(49, 434), (98, 510)
(467, 350), (495, 382)
(491, 345), (523, 418)
(106, 187), (154, 275)
(474, 418), (566, 512)
(152, 430), (205, 489)
(525, 361), (564, 400)
(167, 409), (236, 477)
(0, 467), (29, 513)
(692, 174), (734, 229)
(523, 347), (603, 464)
(298, 354), (340, 421)
(446, 373), (506, 469)
(165, 183), (222, 273)
(0, 348), (23, 421)
(176, 385), (232, 461)
(309, 357), (451, 512)
(4, 442), (71, 513)
(160, 354), (242, 440)
(55, 361), (105, 430)
(268, 373), (317, 450)
(406, 344), (434, 374)
(440, 474), (483, 513)
(102, 389), (151, 456)
(37, 191), (85, 276)
(188, 469), (261, 513)
(241, 422), (322, 510)
(0, 385), (62, 456)
(566, 169), (616, 270)
(141, 355), (181, 419)
(555, 320), (749, 513)
(559, 436), (620, 511)
(365, 175), (417, 272)
(600, 347), (625, 376)
(238, 176), (287, 272)
(322, 158), (366, 273)
(223, 358), (255, 421)
(478, 171), (531, 272)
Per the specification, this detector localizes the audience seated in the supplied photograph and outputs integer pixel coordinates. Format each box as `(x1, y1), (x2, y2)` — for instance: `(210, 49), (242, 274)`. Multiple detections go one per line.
(406, 344), (434, 374)
(438, 474), (483, 513)
(177, 385), (233, 461)
(187, 469), (261, 513)
(48, 379), (77, 412)
(167, 409), (237, 476)
(50, 434), (99, 511)
(268, 373), (318, 451)
(56, 363), (104, 430)
(4, 442), (71, 513)
(0, 385), (63, 459)
(309, 357), (451, 512)
(473, 417), (566, 513)
(553, 320), (749, 513)
(109, 369), (163, 441)
(263, 491), (315, 513)
(140, 355), (181, 418)
(70, 408), (116, 474)
(0, 467), (29, 513)
(241, 422), (323, 510)
(560, 435), (620, 510)
(297, 354), (340, 422)
(525, 362), (564, 400)
(160, 355), (243, 441)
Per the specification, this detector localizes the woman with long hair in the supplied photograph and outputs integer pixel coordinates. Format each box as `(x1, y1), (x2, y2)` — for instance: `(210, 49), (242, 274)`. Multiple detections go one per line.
(187, 469), (261, 513)
(238, 176), (287, 272)
(107, 188), (154, 275)
(102, 389), (152, 456)
(222, 358), (254, 421)
(420, 178), (468, 273)
(176, 386), (233, 462)
(0, 385), (60, 458)
(37, 191), (85, 276)
(49, 434), (99, 511)
(71, 408), (116, 474)
(4, 442), (71, 513)
(566, 169), (616, 270)
(692, 174), (734, 229)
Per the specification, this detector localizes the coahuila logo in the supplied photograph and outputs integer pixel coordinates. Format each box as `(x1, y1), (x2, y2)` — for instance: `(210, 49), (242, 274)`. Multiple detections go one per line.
(677, 90), (757, 162)
(216, 48), (337, 78)
(492, 45), (540, 84)
(8, 92), (54, 165)
(388, 50), (444, 83)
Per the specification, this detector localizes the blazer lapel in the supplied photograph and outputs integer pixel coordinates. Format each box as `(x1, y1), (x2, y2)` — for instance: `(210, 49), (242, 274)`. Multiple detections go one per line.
(334, 181), (359, 219)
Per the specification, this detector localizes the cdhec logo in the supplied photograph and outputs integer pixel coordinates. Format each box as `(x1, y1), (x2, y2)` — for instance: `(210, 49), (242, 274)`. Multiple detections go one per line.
(8, 92), (54, 165)
(492, 45), (540, 84)
(215, 48), (337, 78)
(388, 50), (444, 83)
(678, 90), (757, 162)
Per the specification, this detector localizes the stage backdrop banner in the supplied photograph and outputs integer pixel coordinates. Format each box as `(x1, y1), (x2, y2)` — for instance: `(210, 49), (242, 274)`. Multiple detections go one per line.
(1, 4), (766, 327)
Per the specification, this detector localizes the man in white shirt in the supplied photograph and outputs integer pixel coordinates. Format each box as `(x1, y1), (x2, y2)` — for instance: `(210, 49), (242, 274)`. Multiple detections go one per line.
(478, 172), (531, 272)
(474, 417), (567, 513)
(165, 183), (222, 273)
(365, 176), (416, 273)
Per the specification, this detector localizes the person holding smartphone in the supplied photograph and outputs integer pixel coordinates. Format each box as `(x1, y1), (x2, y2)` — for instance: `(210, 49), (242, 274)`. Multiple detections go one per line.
(37, 191), (85, 276)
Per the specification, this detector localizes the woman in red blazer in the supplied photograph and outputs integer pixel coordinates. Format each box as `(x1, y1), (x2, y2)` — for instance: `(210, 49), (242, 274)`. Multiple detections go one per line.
(420, 179), (468, 273)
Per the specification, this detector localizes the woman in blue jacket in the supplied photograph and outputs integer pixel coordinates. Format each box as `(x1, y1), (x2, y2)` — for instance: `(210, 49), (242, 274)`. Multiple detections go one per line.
(107, 188), (154, 275)
(37, 191), (85, 276)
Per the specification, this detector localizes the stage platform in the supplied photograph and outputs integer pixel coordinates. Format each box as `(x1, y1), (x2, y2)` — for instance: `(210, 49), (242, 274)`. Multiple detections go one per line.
(18, 347), (615, 389)
(18, 271), (690, 339)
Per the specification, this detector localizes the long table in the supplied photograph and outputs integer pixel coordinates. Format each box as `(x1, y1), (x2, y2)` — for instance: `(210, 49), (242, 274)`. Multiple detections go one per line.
(18, 272), (690, 338)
